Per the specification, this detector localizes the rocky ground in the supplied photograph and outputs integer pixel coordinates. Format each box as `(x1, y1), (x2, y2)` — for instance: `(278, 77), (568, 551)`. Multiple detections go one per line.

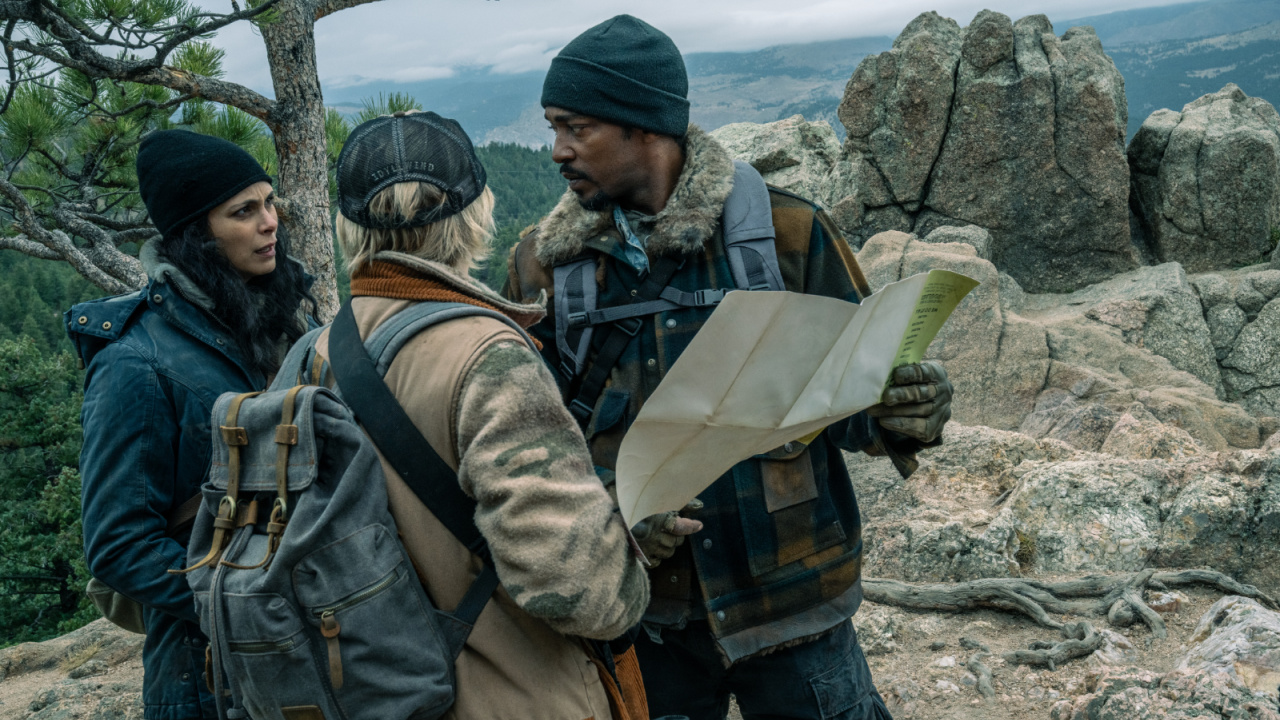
(0, 620), (143, 720)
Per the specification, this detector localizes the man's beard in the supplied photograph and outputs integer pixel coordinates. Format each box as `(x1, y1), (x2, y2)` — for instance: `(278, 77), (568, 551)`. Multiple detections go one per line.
(562, 163), (614, 211)
(579, 191), (613, 212)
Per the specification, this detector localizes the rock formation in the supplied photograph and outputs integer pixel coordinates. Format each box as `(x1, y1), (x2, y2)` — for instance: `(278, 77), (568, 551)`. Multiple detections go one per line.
(0, 619), (143, 719)
(1129, 84), (1280, 273)
(708, 115), (857, 215)
(850, 421), (1280, 591)
(855, 230), (1269, 450)
(1194, 268), (1280, 417)
(837, 11), (1138, 293)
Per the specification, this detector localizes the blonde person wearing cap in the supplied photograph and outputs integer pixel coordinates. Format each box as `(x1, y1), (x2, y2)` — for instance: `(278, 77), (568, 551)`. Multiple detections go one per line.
(302, 110), (697, 720)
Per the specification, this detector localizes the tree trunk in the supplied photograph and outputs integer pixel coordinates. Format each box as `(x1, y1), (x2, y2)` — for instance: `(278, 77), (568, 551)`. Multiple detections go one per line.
(262, 1), (339, 321)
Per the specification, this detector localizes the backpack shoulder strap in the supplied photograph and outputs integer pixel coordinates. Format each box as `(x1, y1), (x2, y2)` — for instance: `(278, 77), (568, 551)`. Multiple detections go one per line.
(552, 256), (598, 383)
(723, 160), (785, 293)
(364, 301), (538, 374)
(327, 301), (500, 637)
(272, 325), (328, 391)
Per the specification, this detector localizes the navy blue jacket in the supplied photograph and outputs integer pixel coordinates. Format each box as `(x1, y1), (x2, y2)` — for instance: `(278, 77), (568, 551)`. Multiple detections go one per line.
(67, 278), (266, 720)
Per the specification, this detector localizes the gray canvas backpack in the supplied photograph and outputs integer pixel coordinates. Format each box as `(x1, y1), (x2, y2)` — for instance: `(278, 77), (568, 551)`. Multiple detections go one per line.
(181, 300), (535, 720)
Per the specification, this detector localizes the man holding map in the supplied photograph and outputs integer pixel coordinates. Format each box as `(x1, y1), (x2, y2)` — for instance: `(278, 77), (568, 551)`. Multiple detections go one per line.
(504, 14), (955, 720)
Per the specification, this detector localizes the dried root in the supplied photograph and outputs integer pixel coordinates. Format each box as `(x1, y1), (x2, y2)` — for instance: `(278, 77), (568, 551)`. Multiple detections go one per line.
(861, 567), (1274, 671)
(1002, 621), (1101, 670)
(966, 653), (996, 699)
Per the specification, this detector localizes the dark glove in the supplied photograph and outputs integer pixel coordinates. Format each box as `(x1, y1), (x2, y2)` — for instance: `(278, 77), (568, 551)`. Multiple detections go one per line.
(866, 361), (952, 443)
(631, 500), (704, 568)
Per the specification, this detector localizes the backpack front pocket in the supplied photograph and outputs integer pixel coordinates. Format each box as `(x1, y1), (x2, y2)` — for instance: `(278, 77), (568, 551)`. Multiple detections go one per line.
(294, 524), (455, 720)
(221, 592), (337, 720)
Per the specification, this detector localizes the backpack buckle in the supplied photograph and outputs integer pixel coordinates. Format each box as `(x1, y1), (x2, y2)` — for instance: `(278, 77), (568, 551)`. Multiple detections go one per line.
(559, 360), (578, 380)
(694, 289), (727, 306)
(569, 399), (595, 424)
(567, 311), (589, 329)
(616, 317), (643, 336)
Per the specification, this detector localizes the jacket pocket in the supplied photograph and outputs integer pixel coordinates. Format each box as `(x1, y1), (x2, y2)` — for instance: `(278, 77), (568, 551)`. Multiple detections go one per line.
(757, 444), (819, 513)
(294, 524), (455, 720)
(736, 447), (847, 578)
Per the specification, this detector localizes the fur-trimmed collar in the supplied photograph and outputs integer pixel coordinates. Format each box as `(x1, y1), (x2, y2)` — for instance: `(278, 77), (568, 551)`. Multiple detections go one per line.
(533, 124), (736, 267)
(140, 238), (216, 312)
(369, 251), (546, 328)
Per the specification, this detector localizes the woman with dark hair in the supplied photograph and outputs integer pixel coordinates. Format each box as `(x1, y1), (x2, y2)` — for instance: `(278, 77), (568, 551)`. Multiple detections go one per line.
(66, 130), (314, 720)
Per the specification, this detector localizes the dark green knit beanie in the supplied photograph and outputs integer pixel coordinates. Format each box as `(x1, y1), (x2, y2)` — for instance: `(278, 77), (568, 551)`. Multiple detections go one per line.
(541, 15), (689, 137)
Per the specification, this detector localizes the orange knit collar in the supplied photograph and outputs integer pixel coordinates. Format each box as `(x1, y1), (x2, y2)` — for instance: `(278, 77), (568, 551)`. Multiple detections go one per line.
(350, 261), (542, 347)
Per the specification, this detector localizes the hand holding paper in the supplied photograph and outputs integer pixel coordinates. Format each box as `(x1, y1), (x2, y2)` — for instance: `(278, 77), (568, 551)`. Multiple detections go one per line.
(614, 269), (978, 528)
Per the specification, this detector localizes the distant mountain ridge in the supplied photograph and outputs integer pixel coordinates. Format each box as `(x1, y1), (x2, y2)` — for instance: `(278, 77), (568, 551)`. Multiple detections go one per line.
(326, 0), (1280, 146)
(1060, 0), (1280, 45)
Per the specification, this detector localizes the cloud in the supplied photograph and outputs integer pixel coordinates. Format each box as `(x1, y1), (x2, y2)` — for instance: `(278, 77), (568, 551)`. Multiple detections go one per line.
(201, 0), (1181, 95)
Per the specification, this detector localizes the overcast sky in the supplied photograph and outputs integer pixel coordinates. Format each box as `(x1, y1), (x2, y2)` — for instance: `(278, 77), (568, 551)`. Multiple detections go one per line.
(209, 0), (1180, 93)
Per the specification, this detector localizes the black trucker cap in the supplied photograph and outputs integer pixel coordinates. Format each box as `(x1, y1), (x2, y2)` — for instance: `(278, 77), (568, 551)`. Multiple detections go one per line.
(336, 111), (487, 229)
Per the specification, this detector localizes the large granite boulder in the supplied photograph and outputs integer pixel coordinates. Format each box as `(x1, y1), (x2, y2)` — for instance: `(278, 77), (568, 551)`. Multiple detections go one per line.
(1129, 84), (1280, 273)
(839, 11), (1138, 293)
(709, 115), (857, 214)
(851, 422), (1280, 590)
(856, 230), (1266, 450)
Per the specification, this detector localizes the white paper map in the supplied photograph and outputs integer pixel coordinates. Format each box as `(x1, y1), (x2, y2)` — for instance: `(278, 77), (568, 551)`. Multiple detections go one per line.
(614, 269), (978, 527)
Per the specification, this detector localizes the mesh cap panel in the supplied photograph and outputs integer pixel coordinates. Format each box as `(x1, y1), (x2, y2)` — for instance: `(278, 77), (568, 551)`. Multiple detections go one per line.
(336, 111), (487, 229)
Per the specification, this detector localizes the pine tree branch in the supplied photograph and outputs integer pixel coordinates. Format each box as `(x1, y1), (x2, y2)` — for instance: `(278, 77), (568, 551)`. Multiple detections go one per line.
(0, 234), (61, 259)
(1, 0), (281, 121)
(0, 175), (139, 292)
(313, 0), (381, 21)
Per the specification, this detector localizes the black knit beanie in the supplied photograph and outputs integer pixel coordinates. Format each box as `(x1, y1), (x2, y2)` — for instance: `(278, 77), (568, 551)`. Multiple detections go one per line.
(541, 15), (689, 137)
(136, 130), (272, 238)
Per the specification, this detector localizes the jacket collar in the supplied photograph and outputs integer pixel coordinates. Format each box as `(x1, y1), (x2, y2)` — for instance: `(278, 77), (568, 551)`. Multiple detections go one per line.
(534, 124), (736, 267)
(368, 251), (547, 328)
(139, 238), (217, 312)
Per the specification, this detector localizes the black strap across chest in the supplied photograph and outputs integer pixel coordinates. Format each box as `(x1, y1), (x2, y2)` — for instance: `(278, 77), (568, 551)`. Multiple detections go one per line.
(565, 255), (684, 428)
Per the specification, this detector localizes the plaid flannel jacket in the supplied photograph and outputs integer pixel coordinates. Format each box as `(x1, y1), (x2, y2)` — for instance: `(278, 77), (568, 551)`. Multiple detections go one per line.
(505, 126), (920, 662)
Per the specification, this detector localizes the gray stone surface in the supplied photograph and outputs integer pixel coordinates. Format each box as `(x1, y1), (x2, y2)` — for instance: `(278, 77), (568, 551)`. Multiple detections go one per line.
(709, 115), (856, 212)
(857, 230), (1049, 432)
(984, 458), (1165, 574)
(1180, 596), (1280, 694)
(1129, 83), (1280, 272)
(839, 11), (1137, 292)
(853, 422), (1280, 590)
(1206, 303), (1247, 360)
(1099, 403), (1203, 460)
(920, 224), (991, 261)
(856, 233), (1269, 449)
(1051, 596), (1280, 718)
(1222, 298), (1280, 417)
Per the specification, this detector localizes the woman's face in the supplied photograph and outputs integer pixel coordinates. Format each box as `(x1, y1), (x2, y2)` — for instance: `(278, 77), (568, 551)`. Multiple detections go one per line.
(208, 181), (278, 280)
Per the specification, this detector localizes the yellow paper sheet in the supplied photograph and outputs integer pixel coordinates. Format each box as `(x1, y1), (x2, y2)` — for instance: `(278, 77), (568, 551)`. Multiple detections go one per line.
(614, 269), (978, 527)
